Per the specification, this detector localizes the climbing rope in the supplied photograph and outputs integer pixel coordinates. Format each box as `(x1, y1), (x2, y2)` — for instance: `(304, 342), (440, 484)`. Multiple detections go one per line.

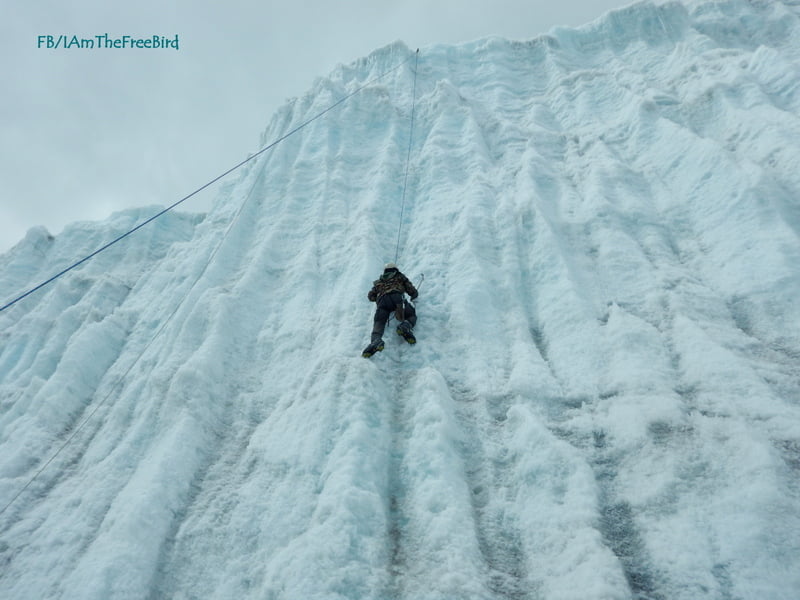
(0, 156), (267, 521)
(0, 48), (418, 519)
(394, 49), (420, 264)
(0, 50), (416, 315)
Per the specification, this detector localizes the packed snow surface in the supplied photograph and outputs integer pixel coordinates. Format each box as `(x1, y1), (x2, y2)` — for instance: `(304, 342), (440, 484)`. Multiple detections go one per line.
(2, 1), (800, 598)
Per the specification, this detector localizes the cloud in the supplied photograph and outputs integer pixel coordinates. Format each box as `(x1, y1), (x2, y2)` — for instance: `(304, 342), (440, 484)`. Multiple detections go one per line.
(0, 0), (628, 253)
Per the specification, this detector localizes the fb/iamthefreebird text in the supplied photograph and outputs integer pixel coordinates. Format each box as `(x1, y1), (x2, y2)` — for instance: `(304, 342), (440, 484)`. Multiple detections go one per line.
(37, 34), (180, 50)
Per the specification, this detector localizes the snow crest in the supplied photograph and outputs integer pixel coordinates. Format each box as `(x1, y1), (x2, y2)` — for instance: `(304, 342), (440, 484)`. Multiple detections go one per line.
(2, 1), (800, 599)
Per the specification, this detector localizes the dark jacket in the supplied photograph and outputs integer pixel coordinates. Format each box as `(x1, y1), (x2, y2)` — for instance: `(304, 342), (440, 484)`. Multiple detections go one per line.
(368, 269), (418, 302)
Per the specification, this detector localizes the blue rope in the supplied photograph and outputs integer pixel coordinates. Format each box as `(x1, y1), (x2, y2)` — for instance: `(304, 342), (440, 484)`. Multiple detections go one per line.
(1, 51), (415, 314)
(0, 48), (419, 520)
(0, 155), (268, 521)
(394, 49), (420, 263)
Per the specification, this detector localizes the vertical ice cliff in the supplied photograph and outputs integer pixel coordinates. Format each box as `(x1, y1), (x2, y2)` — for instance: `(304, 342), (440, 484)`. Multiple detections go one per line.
(2, 1), (799, 598)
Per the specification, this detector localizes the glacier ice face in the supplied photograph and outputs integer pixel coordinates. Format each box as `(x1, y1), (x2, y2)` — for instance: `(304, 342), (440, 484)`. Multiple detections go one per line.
(2, 1), (800, 599)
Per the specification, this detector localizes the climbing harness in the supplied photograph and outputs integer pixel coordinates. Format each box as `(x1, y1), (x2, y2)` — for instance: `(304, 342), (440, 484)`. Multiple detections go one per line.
(388, 273), (424, 326)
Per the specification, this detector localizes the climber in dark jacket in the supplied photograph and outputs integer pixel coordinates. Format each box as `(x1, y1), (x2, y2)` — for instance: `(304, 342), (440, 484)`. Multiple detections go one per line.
(362, 263), (418, 357)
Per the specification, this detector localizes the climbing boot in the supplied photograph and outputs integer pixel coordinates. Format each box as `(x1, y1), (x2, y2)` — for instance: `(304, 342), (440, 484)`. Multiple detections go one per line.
(362, 339), (385, 358)
(396, 321), (416, 345)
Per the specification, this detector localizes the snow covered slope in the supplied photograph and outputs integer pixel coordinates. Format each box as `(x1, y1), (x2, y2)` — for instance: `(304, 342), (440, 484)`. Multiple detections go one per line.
(2, 0), (800, 598)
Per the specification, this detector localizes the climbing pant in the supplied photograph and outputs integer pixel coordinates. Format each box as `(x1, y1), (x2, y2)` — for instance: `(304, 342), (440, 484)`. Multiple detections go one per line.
(371, 292), (416, 343)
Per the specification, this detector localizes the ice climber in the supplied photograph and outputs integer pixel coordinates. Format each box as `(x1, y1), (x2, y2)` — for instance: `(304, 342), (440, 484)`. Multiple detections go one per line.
(362, 263), (418, 357)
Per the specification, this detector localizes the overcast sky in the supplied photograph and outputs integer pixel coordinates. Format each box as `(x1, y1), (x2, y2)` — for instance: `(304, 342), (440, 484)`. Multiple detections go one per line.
(1, 0), (633, 253)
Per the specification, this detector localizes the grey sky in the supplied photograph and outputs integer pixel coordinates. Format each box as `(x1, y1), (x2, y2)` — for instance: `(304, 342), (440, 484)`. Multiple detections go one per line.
(1, 0), (632, 253)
